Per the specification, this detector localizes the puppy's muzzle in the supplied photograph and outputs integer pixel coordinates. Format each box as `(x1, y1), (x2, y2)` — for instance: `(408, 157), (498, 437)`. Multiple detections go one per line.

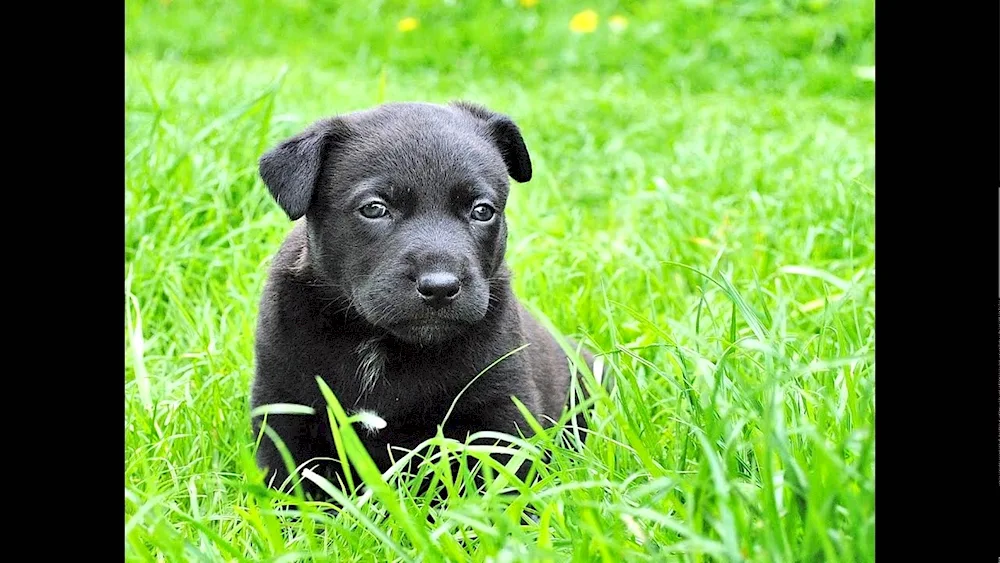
(416, 272), (461, 309)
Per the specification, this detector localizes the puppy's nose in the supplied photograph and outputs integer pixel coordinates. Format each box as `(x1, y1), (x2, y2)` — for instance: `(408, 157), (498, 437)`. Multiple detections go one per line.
(416, 272), (461, 308)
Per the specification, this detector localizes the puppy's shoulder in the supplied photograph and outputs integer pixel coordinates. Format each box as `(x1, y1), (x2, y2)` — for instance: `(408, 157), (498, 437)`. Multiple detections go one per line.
(257, 220), (326, 337)
(515, 299), (595, 371)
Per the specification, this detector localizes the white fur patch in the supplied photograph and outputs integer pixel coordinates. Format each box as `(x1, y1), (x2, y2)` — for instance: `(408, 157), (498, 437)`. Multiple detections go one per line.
(352, 409), (387, 436)
(355, 337), (385, 398)
(592, 355), (604, 387)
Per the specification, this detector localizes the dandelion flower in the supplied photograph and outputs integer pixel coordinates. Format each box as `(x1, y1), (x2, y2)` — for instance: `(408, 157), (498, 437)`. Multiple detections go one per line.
(608, 14), (628, 32)
(397, 17), (419, 32)
(569, 9), (598, 33)
(519, 0), (539, 7)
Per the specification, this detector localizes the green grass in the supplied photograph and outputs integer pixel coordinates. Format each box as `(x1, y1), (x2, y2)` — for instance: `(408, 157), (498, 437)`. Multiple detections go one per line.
(125, 1), (874, 561)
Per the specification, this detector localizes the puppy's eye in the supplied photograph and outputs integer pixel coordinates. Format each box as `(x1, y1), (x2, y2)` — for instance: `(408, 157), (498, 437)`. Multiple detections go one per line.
(470, 204), (496, 222)
(359, 202), (389, 219)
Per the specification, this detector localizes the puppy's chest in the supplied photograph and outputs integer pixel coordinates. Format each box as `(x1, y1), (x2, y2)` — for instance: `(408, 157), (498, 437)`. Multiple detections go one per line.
(346, 340), (518, 423)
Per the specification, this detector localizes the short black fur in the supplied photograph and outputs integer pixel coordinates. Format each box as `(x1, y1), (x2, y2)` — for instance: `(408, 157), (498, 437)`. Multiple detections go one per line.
(251, 101), (594, 499)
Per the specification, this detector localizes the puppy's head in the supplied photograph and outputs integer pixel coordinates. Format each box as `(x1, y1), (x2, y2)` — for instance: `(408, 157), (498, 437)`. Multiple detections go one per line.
(259, 101), (532, 345)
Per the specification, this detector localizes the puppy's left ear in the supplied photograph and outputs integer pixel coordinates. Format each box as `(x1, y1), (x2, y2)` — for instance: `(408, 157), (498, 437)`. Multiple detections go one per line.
(451, 101), (532, 183)
(259, 117), (349, 220)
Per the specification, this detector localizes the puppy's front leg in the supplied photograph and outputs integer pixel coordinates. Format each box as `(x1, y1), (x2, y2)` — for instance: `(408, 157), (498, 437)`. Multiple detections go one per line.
(253, 412), (345, 499)
(445, 402), (542, 487)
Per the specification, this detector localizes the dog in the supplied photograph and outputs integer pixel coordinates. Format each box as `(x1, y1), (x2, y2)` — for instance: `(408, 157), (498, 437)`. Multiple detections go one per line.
(250, 101), (594, 499)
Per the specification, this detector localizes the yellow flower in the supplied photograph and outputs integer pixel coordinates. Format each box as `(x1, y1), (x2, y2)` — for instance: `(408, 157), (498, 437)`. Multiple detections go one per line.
(519, 0), (539, 7)
(397, 17), (419, 32)
(608, 14), (628, 32)
(569, 9), (598, 33)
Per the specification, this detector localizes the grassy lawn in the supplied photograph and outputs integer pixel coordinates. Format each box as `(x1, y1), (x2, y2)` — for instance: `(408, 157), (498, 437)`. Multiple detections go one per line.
(125, 1), (875, 561)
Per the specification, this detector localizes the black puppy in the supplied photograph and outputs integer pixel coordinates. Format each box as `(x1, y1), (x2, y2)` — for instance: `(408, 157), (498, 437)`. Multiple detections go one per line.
(250, 101), (594, 499)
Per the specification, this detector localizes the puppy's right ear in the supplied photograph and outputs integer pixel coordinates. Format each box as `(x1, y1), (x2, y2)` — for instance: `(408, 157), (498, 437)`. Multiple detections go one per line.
(259, 118), (349, 220)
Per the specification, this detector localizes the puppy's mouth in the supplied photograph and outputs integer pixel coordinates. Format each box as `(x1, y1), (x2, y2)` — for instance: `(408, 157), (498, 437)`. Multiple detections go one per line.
(351, 282), (490, 345)
(384, 317), (470, 344)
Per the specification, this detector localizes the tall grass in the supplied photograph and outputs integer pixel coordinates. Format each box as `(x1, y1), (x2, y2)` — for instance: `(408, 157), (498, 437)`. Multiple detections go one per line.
(125, 1), (874, 560)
